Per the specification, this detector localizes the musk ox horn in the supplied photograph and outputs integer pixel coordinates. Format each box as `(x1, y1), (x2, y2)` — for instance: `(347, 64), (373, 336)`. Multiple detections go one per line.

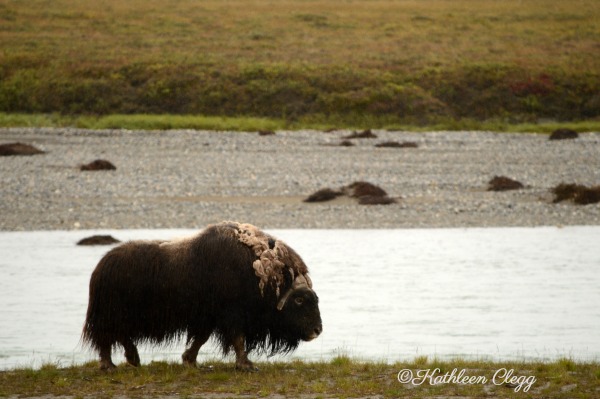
(277, 274), (313, 311)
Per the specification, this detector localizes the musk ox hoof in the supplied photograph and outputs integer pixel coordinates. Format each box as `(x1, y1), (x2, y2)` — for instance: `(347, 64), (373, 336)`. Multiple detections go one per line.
(182, 354), (198, 368)
(236, 360), (259, 372)
(99, 360), (117, 371)
(125, 355), (141, 367)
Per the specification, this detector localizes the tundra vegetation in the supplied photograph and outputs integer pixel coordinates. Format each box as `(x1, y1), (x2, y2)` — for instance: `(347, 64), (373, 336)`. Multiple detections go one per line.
(1, 357), (599, 398)
(1, 0), (599, 131)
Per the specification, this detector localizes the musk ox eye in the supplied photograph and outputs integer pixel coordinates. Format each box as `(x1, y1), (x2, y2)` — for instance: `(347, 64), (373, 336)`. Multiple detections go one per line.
(294, 297), (304, 306)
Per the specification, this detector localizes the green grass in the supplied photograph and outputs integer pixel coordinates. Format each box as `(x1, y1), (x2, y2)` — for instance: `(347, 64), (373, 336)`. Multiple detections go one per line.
(1, 0), (599, 126)
(2, 112), (600, 133)
(1, 357), (598, 398)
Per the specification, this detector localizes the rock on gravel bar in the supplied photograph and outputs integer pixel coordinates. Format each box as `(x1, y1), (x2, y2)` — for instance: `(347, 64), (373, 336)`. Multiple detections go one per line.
(1, 128), (599, 230)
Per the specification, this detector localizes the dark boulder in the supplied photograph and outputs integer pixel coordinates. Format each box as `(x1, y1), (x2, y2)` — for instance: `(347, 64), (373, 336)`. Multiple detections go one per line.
(552, 183), (600, 205)
(342, 181), (388, 198)
(375, 141), (418, 148)
(549, 128), (578, 140)
(0, 142), (45, 156)
(343, 129), (377, 139)
(77, 235), (121, 246)
(488, 176), (524, 191)
(80, 159), (117, 171)
(303, 188), (343, 203)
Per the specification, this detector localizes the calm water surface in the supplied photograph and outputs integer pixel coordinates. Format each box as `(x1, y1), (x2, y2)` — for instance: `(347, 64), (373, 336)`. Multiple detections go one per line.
(1, 227), (599, 369)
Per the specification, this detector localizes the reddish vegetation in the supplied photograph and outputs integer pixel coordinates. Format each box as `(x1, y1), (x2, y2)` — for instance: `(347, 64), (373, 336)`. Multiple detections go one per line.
(509, 73), (555, 96)
(80, 159), (117, 171)
(488, 176), (524, 191)
(0, 142), (45, 156)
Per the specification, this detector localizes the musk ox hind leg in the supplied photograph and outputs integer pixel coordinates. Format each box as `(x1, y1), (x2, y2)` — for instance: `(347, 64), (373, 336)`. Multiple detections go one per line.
(120, 338), (141, 367)
(99, 345), (116, 371)
(233, 334), (258, 372)
(182, 329), (213, 367)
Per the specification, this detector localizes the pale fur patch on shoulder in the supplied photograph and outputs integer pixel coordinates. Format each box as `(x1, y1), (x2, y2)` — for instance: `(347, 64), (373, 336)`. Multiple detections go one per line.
(220, 221), (310, 297)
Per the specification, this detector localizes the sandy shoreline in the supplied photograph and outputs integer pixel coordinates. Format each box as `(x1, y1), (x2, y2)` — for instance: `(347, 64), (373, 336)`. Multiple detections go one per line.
(1, 127), (599, 231)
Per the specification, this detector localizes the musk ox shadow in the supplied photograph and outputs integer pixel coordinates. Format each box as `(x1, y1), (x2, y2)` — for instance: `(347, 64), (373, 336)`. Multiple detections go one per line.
(82, 222), (322, 371)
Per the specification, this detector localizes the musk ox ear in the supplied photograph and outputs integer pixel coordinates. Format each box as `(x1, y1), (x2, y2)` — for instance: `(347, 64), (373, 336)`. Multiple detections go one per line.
(277, 274), (312, 311)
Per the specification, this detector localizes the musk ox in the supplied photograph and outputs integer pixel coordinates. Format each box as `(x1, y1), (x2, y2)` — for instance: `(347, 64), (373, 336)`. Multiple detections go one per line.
(82, 222), (322, 370)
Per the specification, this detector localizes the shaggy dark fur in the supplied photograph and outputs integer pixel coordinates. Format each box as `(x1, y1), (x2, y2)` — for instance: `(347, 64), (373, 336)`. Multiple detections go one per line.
(80, 159), (116, 171)
(77, 235), (121, 246)
(82, 223), (322, 370)
(0, 142), (45, 156)
(549, 128), (578, 140)
(258, 130), (275, 136)
(487, 176), (524, 191)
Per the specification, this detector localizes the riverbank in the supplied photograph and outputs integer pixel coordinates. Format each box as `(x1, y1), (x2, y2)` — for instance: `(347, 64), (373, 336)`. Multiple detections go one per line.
(1, 357), (599, 399)
(1, 128), (599, 231)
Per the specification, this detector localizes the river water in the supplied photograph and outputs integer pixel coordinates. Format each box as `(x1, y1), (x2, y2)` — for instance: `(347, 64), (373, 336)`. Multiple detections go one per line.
(1, 227), (599, 369)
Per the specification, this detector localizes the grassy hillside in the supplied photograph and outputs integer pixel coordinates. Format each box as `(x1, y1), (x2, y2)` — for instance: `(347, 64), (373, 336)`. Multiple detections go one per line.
(1, 0), (599, 127)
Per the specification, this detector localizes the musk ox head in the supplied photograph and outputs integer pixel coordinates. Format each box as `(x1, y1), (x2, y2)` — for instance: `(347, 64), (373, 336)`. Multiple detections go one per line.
(226, 222), (323, 346)
(277, 274), (322, 342)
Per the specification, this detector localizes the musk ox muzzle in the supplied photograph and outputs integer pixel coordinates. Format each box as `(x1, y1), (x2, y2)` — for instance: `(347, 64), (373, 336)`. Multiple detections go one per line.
(82, 221), (322, 371)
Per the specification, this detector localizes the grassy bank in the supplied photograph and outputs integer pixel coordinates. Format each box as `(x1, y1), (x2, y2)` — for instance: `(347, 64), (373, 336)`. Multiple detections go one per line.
(2, 112), (600, 133)
(1, 357), (598, 398)
(1, 0), (599, 125)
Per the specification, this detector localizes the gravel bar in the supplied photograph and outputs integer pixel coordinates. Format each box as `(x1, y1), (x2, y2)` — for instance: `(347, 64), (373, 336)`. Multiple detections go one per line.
(1, 127), (599, 231)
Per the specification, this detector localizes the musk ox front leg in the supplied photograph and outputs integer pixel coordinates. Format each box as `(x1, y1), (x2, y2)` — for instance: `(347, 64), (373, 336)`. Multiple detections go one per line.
(233, 334), (258, 371)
